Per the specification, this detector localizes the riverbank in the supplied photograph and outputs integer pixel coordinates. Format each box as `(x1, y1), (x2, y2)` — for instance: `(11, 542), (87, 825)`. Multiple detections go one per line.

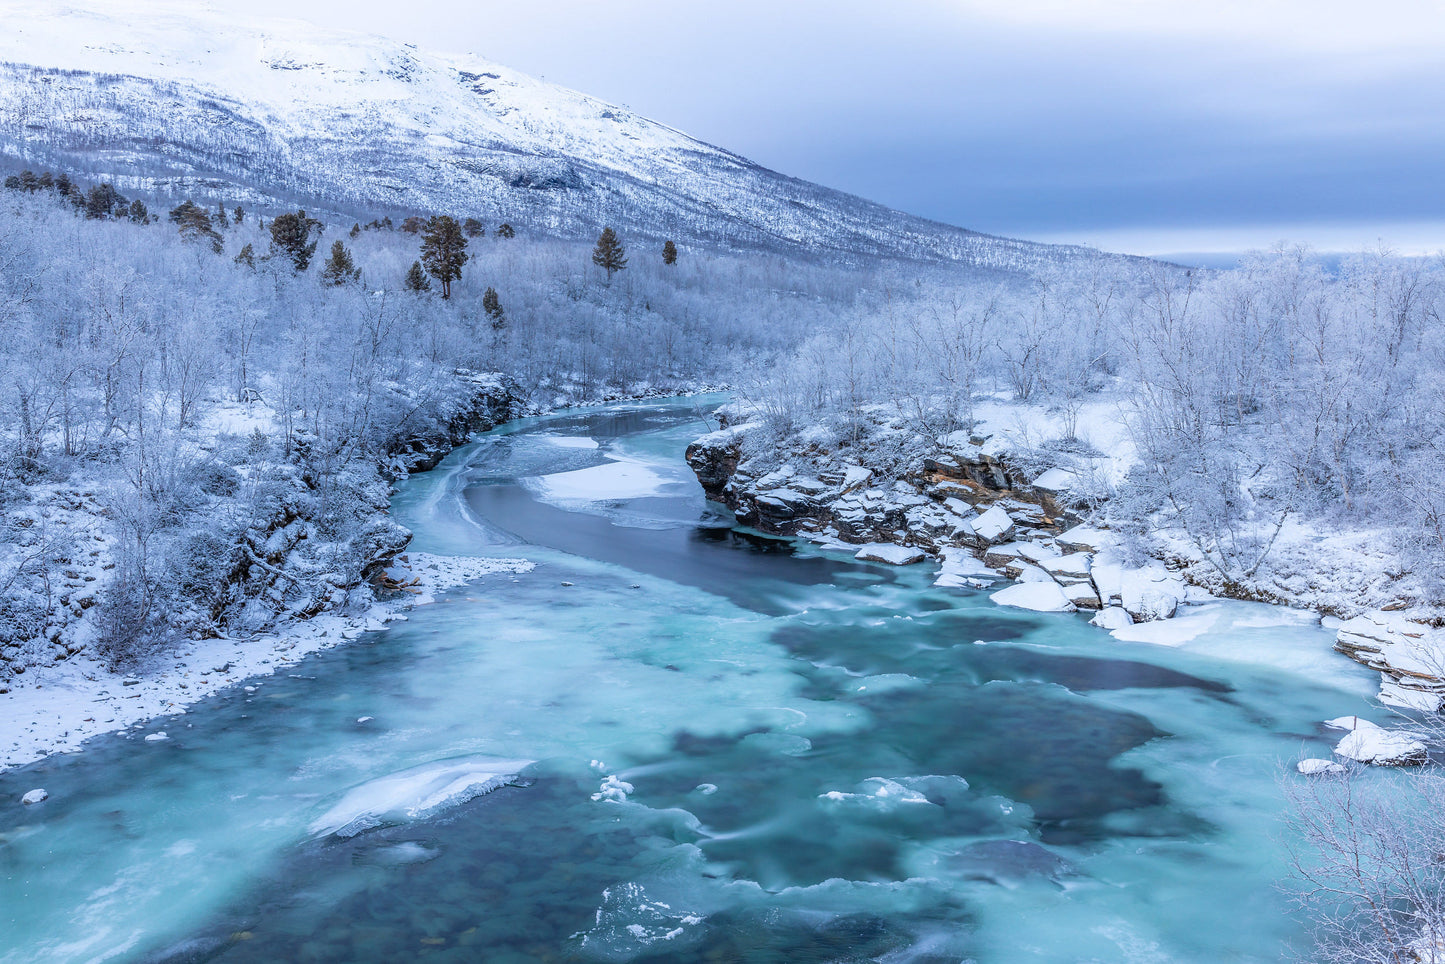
(0, 552), (533, 773)
(686, 398), (1445, 731)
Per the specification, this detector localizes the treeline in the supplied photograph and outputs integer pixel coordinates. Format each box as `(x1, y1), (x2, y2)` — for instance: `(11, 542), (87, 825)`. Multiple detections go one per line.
(0, 174), (880, 666)
(747, 245), (1445, 598)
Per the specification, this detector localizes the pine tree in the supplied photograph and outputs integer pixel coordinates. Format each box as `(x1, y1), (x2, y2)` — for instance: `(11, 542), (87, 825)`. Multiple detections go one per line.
(495, 223), (515, 239)
(2, 175), (18, 191)
(85, 184), (125, 220)
(234, 243), (256, 269)
(420, 215), (468, 299)
(127, 200), (148, 224)
(463, 217), (484, 238)
(349, 222), (361, 239)
(662, 240), (678, 266)
(169, 200), (222, 252)
(36, 172), (53, 191)
(18, 170), (37, 192)
(592, 227), (627, 279)
(55, 172), (73, 197)
(482, 286), (505, 329)
(320, 240), (360, 286)
(401, 216), (426, 234)
(269, 210), (321, 272)
(233, 205), (244, 224)
(404, 260), (432, 293)
(215, 201), (229, 228)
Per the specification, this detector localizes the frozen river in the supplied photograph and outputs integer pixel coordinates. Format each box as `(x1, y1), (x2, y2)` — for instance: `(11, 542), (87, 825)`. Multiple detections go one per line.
(0, 397), (1387, 962)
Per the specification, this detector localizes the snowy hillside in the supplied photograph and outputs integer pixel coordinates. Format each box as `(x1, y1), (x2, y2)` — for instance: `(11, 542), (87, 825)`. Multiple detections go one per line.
(0, 0), (1115, 271)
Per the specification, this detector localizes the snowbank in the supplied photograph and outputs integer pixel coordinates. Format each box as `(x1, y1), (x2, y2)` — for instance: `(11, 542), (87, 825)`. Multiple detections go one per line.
(990, 582), (1077, 613)
(0, 553), (532, 773)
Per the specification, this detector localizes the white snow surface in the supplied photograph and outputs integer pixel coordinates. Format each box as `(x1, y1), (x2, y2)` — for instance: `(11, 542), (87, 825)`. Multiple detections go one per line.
(1326, 715), (1428, 766)
(526, 457), (679, 504)
(309, 755), (533, 837)
(854, 544), (926, 566)
(990, 582), (1077, 613)
(934, 547), (1001, 587)
(0, 552), (532, 773)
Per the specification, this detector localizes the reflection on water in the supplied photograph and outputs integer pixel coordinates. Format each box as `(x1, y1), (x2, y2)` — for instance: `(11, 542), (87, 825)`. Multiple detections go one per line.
(0, 398), (1385, 964)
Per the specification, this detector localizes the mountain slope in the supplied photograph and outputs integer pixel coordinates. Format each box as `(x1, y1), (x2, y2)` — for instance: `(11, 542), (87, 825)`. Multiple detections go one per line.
(0, 0), (1111, 272)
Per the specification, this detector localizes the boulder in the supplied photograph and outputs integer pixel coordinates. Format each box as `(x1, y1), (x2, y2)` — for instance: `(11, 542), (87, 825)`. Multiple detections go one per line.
(855, 544), (926, 566)
(990, 582), (1077, 613)
(972, 505), (1015, 545)
(1089, 607), (1133, 631)
(20, 788), (47, 805)
(1326, 716), (1427, 767)
(1296, 758), (1346, 776)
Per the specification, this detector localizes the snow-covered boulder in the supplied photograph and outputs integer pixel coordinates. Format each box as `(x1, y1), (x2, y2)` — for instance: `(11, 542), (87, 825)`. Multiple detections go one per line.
(1379, 679), (1445, 713)
(972, 505), (1015, 545)
(934, 547), (1000, 588)
(20, 788), (47, 805)
(1093, 558), (1187, 622)
(1090, 607), (1133, 631)
(1056, 525), (1111, 553)
(991, 582), (1077, 613)
(1030, 468), (1076, 492)
(854, 544), (926, 566)
(144, 732), (169, 742)
(1060, 581), (1103, 610)
(1296, 758), (1346, 776)
(1334, 612), (1445, 703)
(1037, 552), (1092, 581)
(1326, 716), (1427, 767)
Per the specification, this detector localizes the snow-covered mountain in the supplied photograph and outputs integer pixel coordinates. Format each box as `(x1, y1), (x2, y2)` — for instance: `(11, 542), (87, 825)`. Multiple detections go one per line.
(0, 0), (1110, 271)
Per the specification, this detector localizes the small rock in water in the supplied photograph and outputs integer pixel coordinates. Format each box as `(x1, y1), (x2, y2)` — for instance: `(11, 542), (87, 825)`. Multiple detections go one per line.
(561, 581), (574, 587)
(356, 716), (374, 724)
(20, 788), (48, 805)
(144, 732), (168, 743)
(1297, 758), (1346, 776)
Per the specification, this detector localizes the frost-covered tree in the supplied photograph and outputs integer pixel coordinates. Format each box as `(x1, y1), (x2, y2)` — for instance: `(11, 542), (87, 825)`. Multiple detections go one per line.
(662, 239), (677, 266)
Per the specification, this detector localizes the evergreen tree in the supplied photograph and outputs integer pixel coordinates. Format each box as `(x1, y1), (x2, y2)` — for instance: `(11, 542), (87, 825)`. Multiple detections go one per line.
(215, 201), (229, 228)
(233, 205), (244, 224)
(36, 172), (53, 191)
(495, 223), (515, 239)
(420, 215), (468, 299)
(404, 260), (431, 293)
(349, 222), (361, 239)
(168, 200), (223, 252)
(55, 172), (73, 197)
(269, 210), (321, 272)
(18, 170), (37, 192)
(463, 217), (484, 238)
(662, 240), (678, 266)
(85, 184), (126, 219)
(320, 240), (360, 286)
(127, 199), (148, 224)
(401, 216), (426, 234)
(234, 243), (256, 269)
(2, 175), (18, 190)
(592, 227), (627, 279)
(482, 286), (505, 329)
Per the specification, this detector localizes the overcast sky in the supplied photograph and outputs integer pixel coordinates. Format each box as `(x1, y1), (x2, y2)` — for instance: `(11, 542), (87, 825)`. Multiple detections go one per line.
(242, 0), (1445, 256)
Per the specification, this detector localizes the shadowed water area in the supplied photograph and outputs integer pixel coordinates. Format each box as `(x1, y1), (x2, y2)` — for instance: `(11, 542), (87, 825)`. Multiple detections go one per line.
(0, 397), (1388, 962)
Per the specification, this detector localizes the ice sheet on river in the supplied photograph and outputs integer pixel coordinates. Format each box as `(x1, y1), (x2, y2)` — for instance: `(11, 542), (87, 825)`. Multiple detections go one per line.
(523, 454), (691, 504)
(309, 755), (535, 837)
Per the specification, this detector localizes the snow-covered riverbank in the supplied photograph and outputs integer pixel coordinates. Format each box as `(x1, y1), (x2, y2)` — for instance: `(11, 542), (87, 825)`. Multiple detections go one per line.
(687, 397), (1445, 757)
(1, 552), (531, 773)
